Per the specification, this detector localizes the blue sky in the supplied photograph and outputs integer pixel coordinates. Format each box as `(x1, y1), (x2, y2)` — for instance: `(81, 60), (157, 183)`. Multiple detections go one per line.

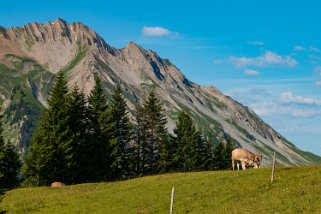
(1, 0), (321, 155)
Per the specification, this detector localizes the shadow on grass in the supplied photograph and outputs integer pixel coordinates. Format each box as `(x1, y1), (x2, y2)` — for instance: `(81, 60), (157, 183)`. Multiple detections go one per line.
(0, 189), (6, 214)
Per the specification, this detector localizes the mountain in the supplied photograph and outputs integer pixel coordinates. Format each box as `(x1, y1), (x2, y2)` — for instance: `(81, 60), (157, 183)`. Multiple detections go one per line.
(0, 18), (320, 166)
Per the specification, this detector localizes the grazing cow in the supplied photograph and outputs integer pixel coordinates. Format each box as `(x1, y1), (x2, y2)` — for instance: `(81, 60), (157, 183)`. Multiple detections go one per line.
(232, 148), (262, 171)
(51, 182), (65, 187)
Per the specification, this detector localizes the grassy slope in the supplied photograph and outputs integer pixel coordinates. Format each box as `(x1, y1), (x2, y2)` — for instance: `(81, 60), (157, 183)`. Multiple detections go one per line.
(1, 166), (321, 213)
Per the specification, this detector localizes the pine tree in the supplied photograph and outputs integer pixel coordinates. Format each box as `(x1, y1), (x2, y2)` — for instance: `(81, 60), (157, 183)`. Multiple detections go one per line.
(203, 134), (216, 170)
(223, 134), (234, 170)
(23, 71), (71, 185)
(87, 78), (110, 181)
(0, 109), (21, 190)
(213, 141), (226, 170)
(65, 86), (89, 183)
(174, 111), (193, 171)
(159, 134), (176, 173)
(192, 131), (214, 171)
(23, 130), (53, 186)
(108, 84), (132, 180)
(143, 91), (167, 174)
(132, 105), (148, 176)
(132, 92), (168, 176)
(173, 111), (213, 172)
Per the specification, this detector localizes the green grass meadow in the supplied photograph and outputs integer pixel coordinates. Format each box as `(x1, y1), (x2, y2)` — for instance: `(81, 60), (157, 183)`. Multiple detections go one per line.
(1, 166), (321, 213)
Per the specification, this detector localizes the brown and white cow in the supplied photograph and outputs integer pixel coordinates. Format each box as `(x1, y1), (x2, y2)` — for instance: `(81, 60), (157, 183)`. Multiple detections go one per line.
(232, 148), (262, 170)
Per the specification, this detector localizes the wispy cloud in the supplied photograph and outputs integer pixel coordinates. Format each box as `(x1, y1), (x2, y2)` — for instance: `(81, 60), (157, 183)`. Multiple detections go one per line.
(294, 45), (320, 52)
(294, 45), (306, 51)
(244, 69), (260, 76)
(213, 59), (225, 65)
(309, 46), (321, 53)
(251, 103), (321, 117)
(247, 41), (264, 46)
(208, 77), (313, 87)
(316, 81), (321, 87)
(226, 88), (321, 118)
(230, 51), (297, 68)
(313, 67), (321, 87)
(249, 88), (271, 96)
(253, 91), (321, 117)
(142, 26), (172, 37)
(278, 92), (321, 106)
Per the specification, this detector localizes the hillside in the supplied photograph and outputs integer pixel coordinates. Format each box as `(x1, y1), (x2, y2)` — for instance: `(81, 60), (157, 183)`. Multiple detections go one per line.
(1, 166), (321, 213)
(0, 18), (320, 166)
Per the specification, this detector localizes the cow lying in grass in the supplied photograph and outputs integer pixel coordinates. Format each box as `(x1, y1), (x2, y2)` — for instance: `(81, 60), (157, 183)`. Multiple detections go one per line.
(232, 148), (262, 171)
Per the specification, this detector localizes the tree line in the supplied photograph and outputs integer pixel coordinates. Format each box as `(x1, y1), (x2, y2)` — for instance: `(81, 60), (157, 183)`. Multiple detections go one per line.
(0, 71), (234, 188)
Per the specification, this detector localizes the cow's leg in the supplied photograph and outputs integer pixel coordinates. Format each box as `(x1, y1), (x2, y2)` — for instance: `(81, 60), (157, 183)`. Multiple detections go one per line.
(241, 161), (246, 170)
(232, 159), (234, 171)
(237, 162), (240, 171)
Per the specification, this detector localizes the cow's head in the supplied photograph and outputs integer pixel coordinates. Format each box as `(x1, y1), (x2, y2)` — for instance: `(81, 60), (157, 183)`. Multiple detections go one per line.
(245, 159), (255, 169)
(253, 153), (262, 168)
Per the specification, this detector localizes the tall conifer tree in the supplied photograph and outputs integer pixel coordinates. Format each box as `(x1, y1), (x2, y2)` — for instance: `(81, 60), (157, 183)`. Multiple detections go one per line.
(65, 86), (89, 183)
(23, 71), (71, 185)
(223, 134), (234, 170)
(132, 105), (148, 176)
(0, 109), (21, 190)
(213, 141), (226, 170)
(143, 91), (167, 174)
(108, 84), (132, 180)
(172, 111), (215, 172)
(174, 111), (198, 172)
(87, 78), (110, 181)
(159, 134), (177, 173)
(192, 131), (214, 171)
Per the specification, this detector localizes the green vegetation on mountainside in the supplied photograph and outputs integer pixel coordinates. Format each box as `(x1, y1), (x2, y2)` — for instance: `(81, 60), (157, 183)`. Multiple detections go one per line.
(0, 56), (55, 150)
(2, 166), (321, 213)
(63, 40), (87, 73)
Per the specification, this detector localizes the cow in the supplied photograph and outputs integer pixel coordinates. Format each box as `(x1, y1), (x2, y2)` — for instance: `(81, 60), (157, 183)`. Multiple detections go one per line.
(51, 182), (65, 187)
(232, 148), (262, 171)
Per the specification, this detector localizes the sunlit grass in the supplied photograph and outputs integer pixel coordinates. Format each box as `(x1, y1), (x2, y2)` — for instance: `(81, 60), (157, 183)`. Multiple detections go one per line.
(1, 166), (321, 213)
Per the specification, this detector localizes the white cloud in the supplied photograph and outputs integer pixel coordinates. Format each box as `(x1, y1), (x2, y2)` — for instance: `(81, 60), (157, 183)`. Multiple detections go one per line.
(142, 26), (172, 37)
(244, 69), (260, 76)
(230, 51), (297, 68)
(226, 88), (321, 118)
(293, 45), (320, 52)
(315, 81), (321, 87)
(294, 45), (306, 51)
(309, 46), (321, 53)
(249, 88), (271, 96)
(247, 41), (264, 46)
(251, 103), (321, 117)
(278, 91), (321, 106)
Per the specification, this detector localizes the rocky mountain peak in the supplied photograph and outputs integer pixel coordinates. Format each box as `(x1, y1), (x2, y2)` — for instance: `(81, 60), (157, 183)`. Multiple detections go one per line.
(53, 18), (68, 25)
(123, 41), (147, 57)
(0, 19), (119, 72)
